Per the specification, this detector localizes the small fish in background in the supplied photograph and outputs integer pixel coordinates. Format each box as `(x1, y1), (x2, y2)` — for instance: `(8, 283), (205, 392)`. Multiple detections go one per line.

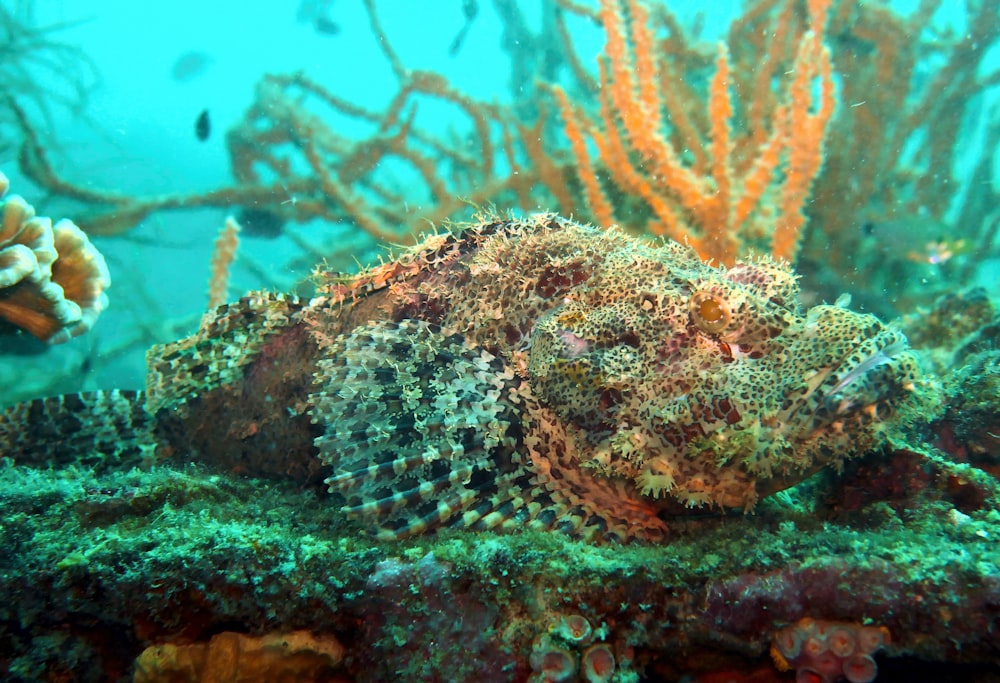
(860, 215), (967, 265)
(236, 207), (286, 239)
(314, 15), (340, 35)
(449, 0), (479, 56)
(298, 0), (340, 36)
(907, 238), (967, 265)
(690, 11), (705, 40)
(195, 109), (211, 142)
(296, 0), (326, 21)
(171, 51), (212, 82)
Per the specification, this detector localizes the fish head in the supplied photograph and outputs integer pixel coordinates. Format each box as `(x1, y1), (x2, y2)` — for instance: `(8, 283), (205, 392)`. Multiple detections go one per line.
(526, 240), (922, 511)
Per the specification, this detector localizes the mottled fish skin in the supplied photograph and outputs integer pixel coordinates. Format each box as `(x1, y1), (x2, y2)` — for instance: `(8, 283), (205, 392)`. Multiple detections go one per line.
(1, 214), (922, 543)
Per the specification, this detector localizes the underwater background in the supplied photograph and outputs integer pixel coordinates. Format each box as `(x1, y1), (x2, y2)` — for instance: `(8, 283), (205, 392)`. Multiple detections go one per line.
(2, 0), (1000, 681)
(0, 0), (993, 403)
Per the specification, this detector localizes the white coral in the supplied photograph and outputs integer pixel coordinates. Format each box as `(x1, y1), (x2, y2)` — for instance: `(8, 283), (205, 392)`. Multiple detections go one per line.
(0, 170), (110, 344)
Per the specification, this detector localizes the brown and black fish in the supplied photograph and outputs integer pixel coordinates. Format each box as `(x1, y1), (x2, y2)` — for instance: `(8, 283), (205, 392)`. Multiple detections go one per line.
(195, 109), (211, 141)
(0, 214), (922, 542)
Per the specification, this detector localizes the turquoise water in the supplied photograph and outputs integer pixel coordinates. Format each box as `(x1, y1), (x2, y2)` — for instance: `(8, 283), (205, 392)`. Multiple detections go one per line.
(1, 1), (998, 400)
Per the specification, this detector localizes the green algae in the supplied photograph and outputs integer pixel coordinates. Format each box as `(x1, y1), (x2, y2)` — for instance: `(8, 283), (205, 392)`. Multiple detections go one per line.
(4, 451), (999, 601)
(3, 435), (1000, 681)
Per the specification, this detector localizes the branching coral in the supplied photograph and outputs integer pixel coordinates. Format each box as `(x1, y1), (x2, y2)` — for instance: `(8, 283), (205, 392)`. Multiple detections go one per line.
(11, 1), (579, 243)
(207, 216), (241, 310)
(802, 0), (1000, 274)
(556, 0), (834, 264)
(0, 170), (110, 344)
(0, 3), (98, 153)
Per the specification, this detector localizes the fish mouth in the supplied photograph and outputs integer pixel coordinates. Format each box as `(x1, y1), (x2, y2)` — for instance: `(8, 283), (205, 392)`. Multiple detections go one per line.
(815, 331), (916, 422)
(828, 337), (909, 396)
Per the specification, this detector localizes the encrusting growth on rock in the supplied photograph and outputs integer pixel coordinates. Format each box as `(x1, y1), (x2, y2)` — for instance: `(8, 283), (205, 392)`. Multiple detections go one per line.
(2, 214), (922, 543)
(132, 630), (345, 683)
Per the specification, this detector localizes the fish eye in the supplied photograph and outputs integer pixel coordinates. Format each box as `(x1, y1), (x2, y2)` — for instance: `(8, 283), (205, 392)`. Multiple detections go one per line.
(689, 290), (732, 334)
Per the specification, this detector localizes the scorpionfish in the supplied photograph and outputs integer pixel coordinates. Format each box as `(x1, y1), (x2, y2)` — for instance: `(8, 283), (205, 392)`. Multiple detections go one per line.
(1, 215), (922, 543)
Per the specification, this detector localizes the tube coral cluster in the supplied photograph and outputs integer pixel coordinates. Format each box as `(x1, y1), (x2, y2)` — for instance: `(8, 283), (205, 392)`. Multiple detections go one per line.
(530, 614), (620, 683)
(771, 617), (888, 683)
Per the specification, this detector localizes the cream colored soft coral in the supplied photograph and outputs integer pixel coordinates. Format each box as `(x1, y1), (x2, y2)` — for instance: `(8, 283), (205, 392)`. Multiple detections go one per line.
(0, 170), (110, 344)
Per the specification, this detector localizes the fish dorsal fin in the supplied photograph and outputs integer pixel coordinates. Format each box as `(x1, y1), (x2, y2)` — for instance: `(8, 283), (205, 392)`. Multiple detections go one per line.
(311, 318), (537, 539)
(145, 292), (306, 415)
(143, 292), (324, 482)
(0, 390), (152, 469)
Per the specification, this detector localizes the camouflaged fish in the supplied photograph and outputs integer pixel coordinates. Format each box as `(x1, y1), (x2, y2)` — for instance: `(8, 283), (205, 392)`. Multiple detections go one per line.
(1, 214), (922, 542)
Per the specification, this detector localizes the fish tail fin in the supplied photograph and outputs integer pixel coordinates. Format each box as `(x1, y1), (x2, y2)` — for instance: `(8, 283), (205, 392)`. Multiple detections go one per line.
(0, 390), (155, 470)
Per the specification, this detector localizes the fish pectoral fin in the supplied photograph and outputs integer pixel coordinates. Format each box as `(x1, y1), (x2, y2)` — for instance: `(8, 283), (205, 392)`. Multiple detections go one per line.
(0, 390), (155, 470)
(310, 318), (529, 539)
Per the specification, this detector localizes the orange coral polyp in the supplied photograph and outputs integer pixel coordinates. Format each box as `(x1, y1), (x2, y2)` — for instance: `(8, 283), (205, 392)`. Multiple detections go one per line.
(529, 638), (578, 682)
(856, 626), (887, 653)
(842, 654), (878, 683)
(581, 643), (616, 683)
(556, 614), (593, 644)
(826, 625), (856, 657)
